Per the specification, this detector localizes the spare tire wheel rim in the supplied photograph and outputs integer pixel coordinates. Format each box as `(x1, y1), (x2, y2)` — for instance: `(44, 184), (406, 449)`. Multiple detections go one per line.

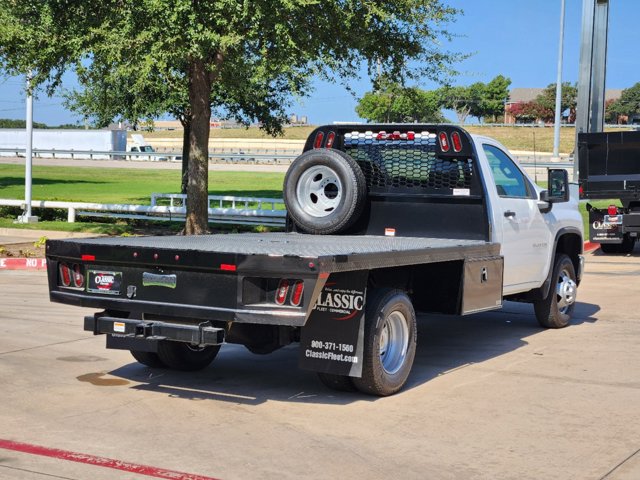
(296, 165), (343, 217)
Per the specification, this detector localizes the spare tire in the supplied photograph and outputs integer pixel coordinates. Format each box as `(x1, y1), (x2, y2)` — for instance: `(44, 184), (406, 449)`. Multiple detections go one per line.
(284, 149), (367, 234)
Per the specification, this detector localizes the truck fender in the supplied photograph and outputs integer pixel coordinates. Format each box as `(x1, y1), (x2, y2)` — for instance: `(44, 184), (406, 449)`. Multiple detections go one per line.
(538, 227), (583, 300)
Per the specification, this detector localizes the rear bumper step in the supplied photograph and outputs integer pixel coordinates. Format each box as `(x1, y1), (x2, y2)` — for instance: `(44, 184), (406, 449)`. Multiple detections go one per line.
(84, 315), (225, 349)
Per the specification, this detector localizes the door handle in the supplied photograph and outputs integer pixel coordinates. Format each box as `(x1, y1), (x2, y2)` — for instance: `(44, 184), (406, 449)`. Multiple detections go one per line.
(504, 210), (516, 218)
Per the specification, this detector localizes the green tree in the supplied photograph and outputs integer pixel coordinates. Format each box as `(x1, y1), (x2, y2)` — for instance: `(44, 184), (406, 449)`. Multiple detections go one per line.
(440, 85), (473, 124)
(479, 75), (511, 123)
(608, 83), (640, 121)
(356, 81), (445, 123)
(535, 82), (577, 123)
(0, 0), (461, 233)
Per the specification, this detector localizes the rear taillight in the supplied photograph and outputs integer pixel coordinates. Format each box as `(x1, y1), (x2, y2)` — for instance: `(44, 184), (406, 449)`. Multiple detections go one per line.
(438, 132), (450, 152)
(325, 131), (336, 148)
(314, 132), (324, 149)
(59, 262), (83, 288)
(275, 279), (290, 305)
(608, 205), (618, 216)
(59, 263), (72, 287)
(451, 131), (462, 152)
(290, 280), (304, 306)
(72, 264), (84, 288)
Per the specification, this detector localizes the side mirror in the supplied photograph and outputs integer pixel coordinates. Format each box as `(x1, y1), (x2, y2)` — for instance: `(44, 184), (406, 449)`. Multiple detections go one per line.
(546, 168), (569, 203)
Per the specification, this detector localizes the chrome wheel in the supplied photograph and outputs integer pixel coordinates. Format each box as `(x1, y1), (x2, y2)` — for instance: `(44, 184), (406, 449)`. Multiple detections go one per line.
(295, 165), (342, 217)
(556, 269), (577, 314)
(379, 311), (410, 375)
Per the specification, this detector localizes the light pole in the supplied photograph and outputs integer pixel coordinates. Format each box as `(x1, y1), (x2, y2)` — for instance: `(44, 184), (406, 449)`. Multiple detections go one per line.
(552, 0), (566, 160)
(17, 71), (38, 223)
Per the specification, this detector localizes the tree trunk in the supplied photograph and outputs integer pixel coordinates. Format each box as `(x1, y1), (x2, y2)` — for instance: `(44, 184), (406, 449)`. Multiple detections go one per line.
(180, 117), (191, 195)
(185, 58), (213, 235)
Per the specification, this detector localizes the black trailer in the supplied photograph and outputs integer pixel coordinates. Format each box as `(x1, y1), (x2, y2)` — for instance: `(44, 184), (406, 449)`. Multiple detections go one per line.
(578, 130), (640, 253)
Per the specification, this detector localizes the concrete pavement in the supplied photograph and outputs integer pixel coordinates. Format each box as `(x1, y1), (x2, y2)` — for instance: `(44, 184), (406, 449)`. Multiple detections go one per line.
(0, 249), (639, 479)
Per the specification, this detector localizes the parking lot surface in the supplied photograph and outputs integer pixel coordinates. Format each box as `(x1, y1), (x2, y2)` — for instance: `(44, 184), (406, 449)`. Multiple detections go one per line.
(1, 249), (639, 479)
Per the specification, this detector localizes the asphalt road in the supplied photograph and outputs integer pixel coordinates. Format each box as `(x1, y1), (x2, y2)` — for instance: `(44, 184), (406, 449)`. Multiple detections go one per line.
(1, 249), (639, 480)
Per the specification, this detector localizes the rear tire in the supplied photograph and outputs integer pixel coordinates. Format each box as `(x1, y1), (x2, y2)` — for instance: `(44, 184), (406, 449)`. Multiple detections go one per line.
(317, 372), (357, 392)
(156, 342), (220, 371)
(130, 350), (166, 368)
(534, 254), (577, 328)
(600, 235), (635, 254)
(352, 289), (417, 396)
(284, 149), (367, 234)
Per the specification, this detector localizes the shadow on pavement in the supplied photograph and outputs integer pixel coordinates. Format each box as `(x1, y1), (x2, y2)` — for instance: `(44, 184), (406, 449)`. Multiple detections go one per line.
(108, 300), (600, 406)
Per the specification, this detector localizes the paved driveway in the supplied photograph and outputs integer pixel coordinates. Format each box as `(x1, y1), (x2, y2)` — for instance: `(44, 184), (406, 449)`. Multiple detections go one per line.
(0, 249), (639, 479)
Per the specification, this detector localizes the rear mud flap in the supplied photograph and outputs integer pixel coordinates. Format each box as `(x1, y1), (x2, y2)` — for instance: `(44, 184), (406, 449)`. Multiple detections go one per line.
(299, 270), (368, 378)
(589, 208), (623, 243)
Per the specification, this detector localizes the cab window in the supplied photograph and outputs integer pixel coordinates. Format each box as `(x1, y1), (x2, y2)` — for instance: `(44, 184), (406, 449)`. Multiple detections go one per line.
(482, 144), (534, 198)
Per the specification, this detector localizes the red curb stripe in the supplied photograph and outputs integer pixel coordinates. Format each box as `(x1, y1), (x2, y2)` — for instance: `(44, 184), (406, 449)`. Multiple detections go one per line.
(584, 241), (599, 252)
(0, 258), (47, 270)
(0, 439), (220, 480)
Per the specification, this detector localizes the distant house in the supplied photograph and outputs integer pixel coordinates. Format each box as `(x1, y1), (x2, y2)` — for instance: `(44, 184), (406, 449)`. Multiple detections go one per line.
(504, 88), (623, 124)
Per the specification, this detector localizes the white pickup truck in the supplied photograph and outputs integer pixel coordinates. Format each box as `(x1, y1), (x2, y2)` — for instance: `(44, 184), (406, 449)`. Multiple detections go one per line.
(46, 124), (584, 396)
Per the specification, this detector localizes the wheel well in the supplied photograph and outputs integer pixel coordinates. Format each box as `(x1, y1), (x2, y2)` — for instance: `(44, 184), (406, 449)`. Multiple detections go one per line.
(555, 233), (582, 283)
(369, 261), (463, 315)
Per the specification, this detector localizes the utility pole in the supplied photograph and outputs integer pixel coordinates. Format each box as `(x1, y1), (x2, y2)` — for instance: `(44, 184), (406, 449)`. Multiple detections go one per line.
(17, 71), (38, 224)
(552, 0), (566, 160)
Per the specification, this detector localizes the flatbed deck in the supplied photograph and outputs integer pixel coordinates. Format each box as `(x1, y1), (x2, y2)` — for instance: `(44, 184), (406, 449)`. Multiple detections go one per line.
(48, 232), (500, 273)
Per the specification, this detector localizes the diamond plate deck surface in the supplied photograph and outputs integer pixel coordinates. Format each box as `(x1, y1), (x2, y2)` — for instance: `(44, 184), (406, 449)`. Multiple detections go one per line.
(64, 233), (491, 258)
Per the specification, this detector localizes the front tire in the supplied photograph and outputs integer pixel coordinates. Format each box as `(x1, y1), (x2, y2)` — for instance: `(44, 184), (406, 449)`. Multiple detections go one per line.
(352, 289), (417, 396)
(156, 342), (220, 371)
(534, 254), (577, 328)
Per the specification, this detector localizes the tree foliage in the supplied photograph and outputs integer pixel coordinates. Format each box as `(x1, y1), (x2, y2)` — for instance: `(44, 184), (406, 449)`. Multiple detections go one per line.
(608, 82), (640, 120)
(356, 79), (445, 123)
(535, 82), (577, 123)
(0, 0), (462, 233)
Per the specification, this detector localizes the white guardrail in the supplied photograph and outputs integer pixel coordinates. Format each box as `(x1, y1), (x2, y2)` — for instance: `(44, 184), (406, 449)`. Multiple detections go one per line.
(0, 194), (287, 227)
(0, 148), (298, 164)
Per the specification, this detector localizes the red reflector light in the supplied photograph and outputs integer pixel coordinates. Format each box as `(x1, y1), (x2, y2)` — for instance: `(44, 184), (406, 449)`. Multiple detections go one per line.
(608, 205), (618, 216)
(439, 132), (450, 152)
(451, 131), (463, 152)
(72, 264), (84, 288)
(81, 254), (95, 261)
(314, 132), (324, 149)
(326, 131), (336, 148)
(275, 279), (290, 305)
(59, 263), (72, 287)
(579, 185), (584, 196)
(290, 280), (304, 306)
(220, 264), (237, 271)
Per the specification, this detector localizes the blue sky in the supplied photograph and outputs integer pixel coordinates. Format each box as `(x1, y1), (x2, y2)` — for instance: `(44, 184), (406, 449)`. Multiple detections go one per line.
(0, 0), (637, 126)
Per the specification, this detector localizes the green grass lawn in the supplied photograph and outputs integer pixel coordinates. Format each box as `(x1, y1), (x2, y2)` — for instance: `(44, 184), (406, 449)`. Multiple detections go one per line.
(0, 165), (285, 204)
